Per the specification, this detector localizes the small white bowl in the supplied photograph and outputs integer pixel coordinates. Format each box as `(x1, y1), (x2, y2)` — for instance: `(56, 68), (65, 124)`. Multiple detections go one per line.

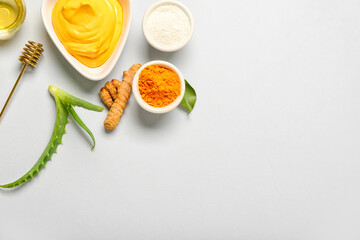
(142, 0), (194, 52)
(132, 61), (185, 114)
(41, 0), (132, 81)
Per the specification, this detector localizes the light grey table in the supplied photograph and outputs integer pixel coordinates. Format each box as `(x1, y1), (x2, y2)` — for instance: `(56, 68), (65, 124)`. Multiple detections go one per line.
(1, 0), (360, 239)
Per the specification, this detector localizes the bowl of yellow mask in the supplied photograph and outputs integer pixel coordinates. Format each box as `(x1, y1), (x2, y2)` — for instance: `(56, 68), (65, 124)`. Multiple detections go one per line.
(42, 0), (132, 81)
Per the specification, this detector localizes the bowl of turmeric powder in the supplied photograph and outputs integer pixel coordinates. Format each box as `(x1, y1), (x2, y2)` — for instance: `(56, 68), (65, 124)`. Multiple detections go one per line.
(132, 60), (185, 114)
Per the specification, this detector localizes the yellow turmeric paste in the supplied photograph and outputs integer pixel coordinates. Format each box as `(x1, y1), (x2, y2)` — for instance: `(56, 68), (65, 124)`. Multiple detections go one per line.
(52, 0), (123, 68)
(138, 64), (181, 108)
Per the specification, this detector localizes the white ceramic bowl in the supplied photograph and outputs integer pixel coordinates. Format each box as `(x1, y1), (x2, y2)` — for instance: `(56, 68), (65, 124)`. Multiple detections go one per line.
(132, 60), (185, 114)
(142, 0), (194, 52)
(41, 0), (132, 81)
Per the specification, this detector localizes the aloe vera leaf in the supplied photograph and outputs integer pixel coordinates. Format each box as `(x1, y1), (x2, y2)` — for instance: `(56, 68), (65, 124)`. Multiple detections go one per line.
(49, 85), (104, 112)
(0, 86), (104, 189)
(68, 105), (96, 150)
(0, 98), (69, 188)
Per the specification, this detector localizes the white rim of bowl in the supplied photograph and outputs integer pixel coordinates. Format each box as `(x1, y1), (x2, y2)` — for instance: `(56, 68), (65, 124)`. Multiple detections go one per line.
(41, 0), (133, 81)
(142, 0), (194, 52)
(132, 60), (186, 114)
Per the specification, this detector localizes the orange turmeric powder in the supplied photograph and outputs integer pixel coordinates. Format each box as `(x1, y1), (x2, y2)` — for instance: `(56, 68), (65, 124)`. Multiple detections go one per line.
(138, 65), (181, 108)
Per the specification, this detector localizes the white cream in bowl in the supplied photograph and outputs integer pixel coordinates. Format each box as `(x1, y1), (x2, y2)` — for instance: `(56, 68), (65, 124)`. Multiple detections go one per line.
(142, 0), (194, 52)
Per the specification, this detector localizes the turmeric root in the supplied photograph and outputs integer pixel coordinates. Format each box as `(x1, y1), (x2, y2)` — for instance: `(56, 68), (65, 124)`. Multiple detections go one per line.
(104, 64), (142, 130)
(100, 78), (122, 108)
(111, 79), (121, 89)
(105, 81), (117, 100)
(100, 87), (113, 108)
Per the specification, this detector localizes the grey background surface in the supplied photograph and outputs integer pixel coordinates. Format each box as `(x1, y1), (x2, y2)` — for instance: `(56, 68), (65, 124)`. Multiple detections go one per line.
(1, 0), (360, 239)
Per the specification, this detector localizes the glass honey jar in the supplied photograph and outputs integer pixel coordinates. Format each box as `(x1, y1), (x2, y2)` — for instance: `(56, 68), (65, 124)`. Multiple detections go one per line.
(0, 0), (26, 40)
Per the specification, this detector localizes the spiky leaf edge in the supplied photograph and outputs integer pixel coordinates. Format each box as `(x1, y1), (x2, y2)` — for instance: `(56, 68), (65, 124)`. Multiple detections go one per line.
(0, 86), (103, 188)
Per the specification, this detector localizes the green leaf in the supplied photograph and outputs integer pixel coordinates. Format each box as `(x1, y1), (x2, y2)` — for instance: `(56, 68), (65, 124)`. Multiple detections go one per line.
(0, 86), (103, 189)
(68, 106), (96, 150)
(180, 80), (197, 113)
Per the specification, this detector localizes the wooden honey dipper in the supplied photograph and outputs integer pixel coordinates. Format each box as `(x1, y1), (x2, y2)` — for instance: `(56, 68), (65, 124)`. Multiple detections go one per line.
(0, 41), (44, 120)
